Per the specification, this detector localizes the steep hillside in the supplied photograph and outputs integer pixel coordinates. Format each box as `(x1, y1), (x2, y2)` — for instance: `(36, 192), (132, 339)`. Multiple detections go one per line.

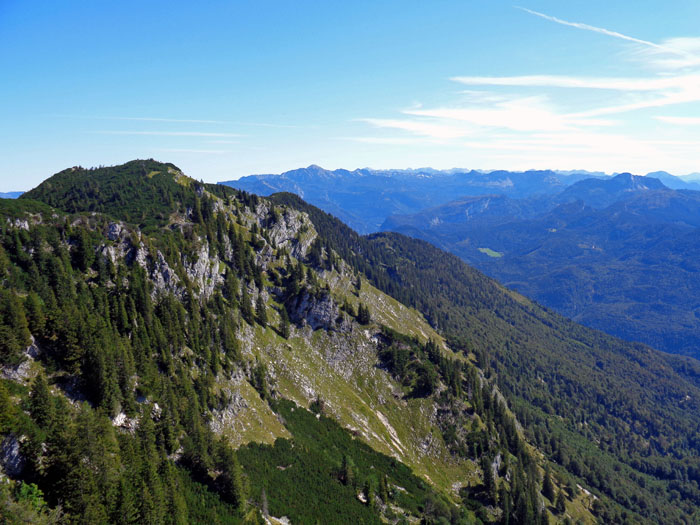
(1, 161), (569, 524)
(272, 191), (700, 523)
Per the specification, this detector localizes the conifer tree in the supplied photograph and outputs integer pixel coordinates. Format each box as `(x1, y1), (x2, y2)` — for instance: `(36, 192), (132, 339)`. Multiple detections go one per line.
(340, 455), (354, 487)
(555, 488), (566, 514)
(357, 303), (371, 325)
(481, 455), (497, 504)
(379, 474), (389, 503)
(280, 307), (290, 339)
(0, 290), (31, 365)
(224, 270), (239, 306)
(24, 291), (45, 336)
(542, 466), (555, 502)
(215, 439), (248, 514)
(241, 286), (254, 325)
(256, 294), (268, 328)
(29, 372), (54, 430)
(362, 479), (374, 508)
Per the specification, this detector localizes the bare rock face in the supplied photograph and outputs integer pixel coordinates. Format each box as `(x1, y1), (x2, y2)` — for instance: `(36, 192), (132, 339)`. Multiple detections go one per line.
(184, 242), (222, 299)
(12, 218), (29, 231)
(102, 222), (133, 264)
(267, 209), (316, 259)
(288, 289), (345, 331)
(1, 337), (40, 382)
(106, 222), (123, 241)
(151, 250), (180, 294)
(0, 435), (25, 477)
(210, 391), (249, 435)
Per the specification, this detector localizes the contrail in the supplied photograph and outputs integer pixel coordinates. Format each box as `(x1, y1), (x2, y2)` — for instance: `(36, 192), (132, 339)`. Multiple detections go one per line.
(516, 7), (686, 56)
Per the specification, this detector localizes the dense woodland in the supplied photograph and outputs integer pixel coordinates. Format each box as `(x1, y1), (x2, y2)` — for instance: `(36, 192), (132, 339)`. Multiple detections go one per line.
(0, 160), (698, 523)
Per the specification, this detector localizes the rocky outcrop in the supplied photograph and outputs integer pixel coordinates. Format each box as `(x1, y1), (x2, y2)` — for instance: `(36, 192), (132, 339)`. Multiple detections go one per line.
(183, 242), (222, 299)
(1, 337), (40, 382)
(266, 208), (316, 259)
(151, 250), (180, 294)
(287, 289), (347, 332)
(0, 435), (25, 477)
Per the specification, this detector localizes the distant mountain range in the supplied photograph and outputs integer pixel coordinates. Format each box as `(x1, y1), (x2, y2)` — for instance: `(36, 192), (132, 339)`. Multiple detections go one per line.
(223, 167), (700, 358)
(221, 166), (700, 233)
(0, 191), (23, 199)
(221, 166), (597, 233)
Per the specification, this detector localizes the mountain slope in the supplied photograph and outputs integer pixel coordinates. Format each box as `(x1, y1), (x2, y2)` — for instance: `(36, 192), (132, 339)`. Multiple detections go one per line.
(272, 191), (700, 523)
(5, 160), (700, 523)
(2, 161), (564, 524)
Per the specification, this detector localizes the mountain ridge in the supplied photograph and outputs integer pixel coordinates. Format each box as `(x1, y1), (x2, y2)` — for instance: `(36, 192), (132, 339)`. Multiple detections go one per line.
(3, 160), (700, 522)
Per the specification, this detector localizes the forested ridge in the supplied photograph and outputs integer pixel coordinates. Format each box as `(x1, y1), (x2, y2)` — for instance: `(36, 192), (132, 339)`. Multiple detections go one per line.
(0, 160), (697, 523)
(1, 160), (560, 524)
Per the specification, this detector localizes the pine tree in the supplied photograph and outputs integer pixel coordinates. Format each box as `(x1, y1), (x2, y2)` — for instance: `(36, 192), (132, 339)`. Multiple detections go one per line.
(481, 455), (497, 504)
(340, 455), (354, 486)
(256, 294), (268, 328)
(224, 270), (239, 306)
(74, 228), (94, 272)
(357, 303), (371, 325)
(0, 290), (31, 365)
(362, 479), (374, 508)
(555, 488), (566, 515)
(24, 291), (45, 336)
(542, 466), (555, 502)
(192, 196), (203, 224)
(29, 372), (54, 430)
(216, 439), (248, 514)
(280, 307), (290, 339)
(241, 286), (254, 325)
(500, 485), (511, 525)
(379, 474), (389, 503)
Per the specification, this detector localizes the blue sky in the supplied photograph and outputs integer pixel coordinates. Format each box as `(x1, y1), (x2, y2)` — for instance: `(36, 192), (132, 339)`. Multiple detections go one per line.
(2, 1), (700, 190)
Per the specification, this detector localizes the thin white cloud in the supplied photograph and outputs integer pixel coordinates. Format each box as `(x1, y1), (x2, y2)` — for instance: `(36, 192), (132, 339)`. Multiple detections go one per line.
(156, 148), (229, 154)
(105, 116), (226, 124)
(338, 136), (435, 145)
(358, 118), (472, 139)
(517, 7), (685, 56)
(452, 75), (679, 91)
(56, 114), (304, 129)
(96, 131), (243, 137)
(233, 121), (307, 129)
(403, 95), (604, 132)
(632, 37), (700, 70)
(655, 116), (700, 125)
(53, 114), (228, 124)
(354, 8), (700, 174)
(453, 74), (700, 118)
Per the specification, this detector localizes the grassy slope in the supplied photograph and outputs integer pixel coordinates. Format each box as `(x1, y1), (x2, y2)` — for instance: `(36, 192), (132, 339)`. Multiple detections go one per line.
(230, 282), (478, 496)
